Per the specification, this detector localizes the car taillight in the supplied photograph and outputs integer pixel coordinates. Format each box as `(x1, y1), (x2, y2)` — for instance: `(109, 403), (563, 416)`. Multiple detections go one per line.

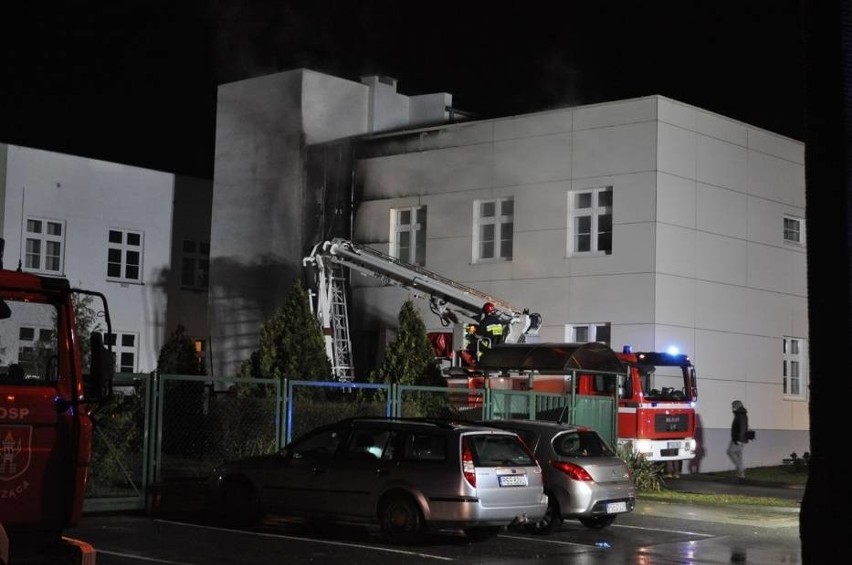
(462, 439), (476, 487)
(550, 460), (594, 481)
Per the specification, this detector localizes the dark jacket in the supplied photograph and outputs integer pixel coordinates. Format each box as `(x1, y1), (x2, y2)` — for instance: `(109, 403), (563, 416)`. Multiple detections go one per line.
(477, 314), (505, 344)
(731, 406), (749, 443)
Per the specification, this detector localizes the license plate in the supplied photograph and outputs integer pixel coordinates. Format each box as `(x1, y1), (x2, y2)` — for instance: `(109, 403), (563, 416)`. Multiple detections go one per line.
(667, 441), (680, 449)
(498, 474), (528, 487)
(606, 501), (628, 513)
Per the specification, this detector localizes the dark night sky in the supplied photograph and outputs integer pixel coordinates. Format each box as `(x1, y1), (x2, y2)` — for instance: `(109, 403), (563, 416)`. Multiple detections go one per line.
(0, 1), (806, 180)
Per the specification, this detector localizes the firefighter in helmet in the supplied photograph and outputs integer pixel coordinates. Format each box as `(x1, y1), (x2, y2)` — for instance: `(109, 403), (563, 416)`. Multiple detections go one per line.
(476, 302), (505, 349)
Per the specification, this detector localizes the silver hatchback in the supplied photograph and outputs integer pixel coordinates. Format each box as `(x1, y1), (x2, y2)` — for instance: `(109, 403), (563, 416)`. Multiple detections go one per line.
(484, 419), (636, 534)
(208, 417), (547, 544)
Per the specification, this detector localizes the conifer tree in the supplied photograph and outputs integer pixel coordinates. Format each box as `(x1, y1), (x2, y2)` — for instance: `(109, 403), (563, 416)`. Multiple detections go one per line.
(370, 299), (443, 386)
(158, 323), (206, 375)
(240, 279), (332, 382)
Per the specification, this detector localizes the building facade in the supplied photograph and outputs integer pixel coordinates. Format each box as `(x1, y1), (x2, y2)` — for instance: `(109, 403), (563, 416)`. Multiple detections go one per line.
(344, 95), (809, 473)
(0, 143), (212, 374)
(1, 67), (809, 474)
(211, 69), (808, 472)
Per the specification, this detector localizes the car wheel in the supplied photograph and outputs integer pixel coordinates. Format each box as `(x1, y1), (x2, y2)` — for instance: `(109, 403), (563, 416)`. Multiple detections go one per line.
(378, 493), (423, 545)
(579, 515), (616, 529)
(220, 479), (261, 527)
(463, 526), (502, 542)
(525, 494), (563, 535)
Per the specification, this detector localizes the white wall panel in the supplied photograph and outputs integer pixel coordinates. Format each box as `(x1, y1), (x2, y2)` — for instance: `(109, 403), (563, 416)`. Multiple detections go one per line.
(572, 97), (657, 131)
(493, 133), (572, 186)
(746, 241), (801, 294)
(692, 280), (748, 334)
(695, 232), (748, 285)
(748, 149), (806, 207)
(696, 134), (748, 191)
(572, 122), (657, 179)
(656, 173), (697, 229)
(655, 224), (697, 278)
(657, 122), (697, 180)
(493, 109), (573, 141)
(696, 183), (747, 238)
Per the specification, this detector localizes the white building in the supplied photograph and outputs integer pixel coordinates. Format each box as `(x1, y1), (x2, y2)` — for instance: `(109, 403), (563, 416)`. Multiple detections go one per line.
(0, 143), (212, 374)
(211, 69), (809, 472)
(0, 67), (809, 473)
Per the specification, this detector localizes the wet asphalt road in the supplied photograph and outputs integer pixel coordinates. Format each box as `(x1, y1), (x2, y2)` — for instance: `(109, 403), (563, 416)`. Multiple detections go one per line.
(67, 479), (802, 565)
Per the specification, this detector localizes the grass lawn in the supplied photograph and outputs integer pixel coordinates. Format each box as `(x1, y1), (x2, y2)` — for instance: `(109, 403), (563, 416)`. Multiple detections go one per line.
(638, 465), (807, 508)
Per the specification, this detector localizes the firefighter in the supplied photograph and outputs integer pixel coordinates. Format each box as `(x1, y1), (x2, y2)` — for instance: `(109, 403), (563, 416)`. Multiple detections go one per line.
(477, 302), (505, 348)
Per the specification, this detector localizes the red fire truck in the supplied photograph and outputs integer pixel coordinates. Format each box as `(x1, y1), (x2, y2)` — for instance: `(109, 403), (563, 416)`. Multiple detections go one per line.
(613, 347), (698, 462)
(473, 342), (698, 464)
(0, 243), (114, 564)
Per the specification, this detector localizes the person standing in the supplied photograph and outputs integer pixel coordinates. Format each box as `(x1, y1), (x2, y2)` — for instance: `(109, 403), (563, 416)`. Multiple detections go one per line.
(476, 302), (505, 347)
(726, 400), (749, 479)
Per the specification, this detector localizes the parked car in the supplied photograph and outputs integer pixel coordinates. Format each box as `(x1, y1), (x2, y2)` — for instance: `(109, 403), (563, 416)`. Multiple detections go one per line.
(208, 417), (548, 544)
(483, 419), (635, 534)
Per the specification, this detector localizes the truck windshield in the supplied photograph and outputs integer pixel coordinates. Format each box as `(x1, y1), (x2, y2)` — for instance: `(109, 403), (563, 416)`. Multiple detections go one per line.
(0, 299), (59, 385)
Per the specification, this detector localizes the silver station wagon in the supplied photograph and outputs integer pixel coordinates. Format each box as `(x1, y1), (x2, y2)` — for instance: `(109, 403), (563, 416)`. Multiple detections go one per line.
(208, 417), (547, 544)
(484, 419), (636, 534)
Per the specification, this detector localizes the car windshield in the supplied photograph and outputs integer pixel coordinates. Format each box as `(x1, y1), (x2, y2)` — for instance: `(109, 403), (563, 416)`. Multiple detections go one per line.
(0, 298), (60, 385)
(553, 430), (615, 457)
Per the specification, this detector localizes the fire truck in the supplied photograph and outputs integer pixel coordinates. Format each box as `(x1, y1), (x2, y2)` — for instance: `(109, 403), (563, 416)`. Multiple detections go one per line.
(481, 342), (699, 463)
(302, 238), (542, 382)
(0, 242), (114, 564)
(303, 238), (698, 464)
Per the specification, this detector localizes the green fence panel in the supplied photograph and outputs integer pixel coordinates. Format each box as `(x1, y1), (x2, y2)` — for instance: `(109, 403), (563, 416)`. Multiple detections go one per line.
(562, 395), (616, 445)
(84, 372), (152, 513)
(155, 374), (282, 482)
(286, 380), (391, 443)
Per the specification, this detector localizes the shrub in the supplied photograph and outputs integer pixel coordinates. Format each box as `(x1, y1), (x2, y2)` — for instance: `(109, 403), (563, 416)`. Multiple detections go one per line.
(618, 445), (665, 492)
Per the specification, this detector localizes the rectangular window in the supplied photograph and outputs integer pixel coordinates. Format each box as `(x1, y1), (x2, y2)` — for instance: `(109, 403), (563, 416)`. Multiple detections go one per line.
(390, 206), (427, 265)
(782, 337), (807, 399)
(107, 229), (143, 283)
(568, 187), (612, 256)
(106, 331), (138, 373)
(565, 323), (611, 345)
(24, 217), (65, 274)
(474, 198), (513, 261)
(18, 326), (55, 369)
(181, 240), (210, 289)
(784, 215), (804, 245)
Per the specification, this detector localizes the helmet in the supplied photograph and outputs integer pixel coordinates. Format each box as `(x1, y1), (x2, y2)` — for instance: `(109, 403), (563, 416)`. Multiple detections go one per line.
(483, 302), (496, 315)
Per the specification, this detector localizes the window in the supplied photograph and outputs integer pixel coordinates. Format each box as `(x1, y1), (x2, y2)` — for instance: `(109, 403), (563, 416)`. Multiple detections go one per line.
(24, 217), (65, 274)
(474, 198), (513, 261)
(783, 337), (807, 399)
(181, 240), (210, 289)
(568, 187), (612, 255)
(566, 323), (611, 345)
(106, 332), (138, 373)
(18, 326), (55, 370)
(107, 229), (143, 283)
(784, 215), (804, 245)
(390, 207), (427, 265)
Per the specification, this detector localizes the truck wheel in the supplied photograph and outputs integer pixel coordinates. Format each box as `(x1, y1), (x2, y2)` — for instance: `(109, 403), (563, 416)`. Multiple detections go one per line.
(378, 493), (423, 545)
(526, 494), (563, 535)
(579, 515), (616, 529)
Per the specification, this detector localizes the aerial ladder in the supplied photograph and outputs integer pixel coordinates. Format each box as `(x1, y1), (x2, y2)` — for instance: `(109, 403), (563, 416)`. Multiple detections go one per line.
(303, 238), (542, 381)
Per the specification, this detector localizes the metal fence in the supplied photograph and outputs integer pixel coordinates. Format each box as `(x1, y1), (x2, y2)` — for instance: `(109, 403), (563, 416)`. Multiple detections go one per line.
(83, 371), (617, 513)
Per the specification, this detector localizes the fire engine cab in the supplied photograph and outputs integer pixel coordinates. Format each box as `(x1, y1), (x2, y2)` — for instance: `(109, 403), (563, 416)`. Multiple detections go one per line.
(0, 239), (114, 564)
